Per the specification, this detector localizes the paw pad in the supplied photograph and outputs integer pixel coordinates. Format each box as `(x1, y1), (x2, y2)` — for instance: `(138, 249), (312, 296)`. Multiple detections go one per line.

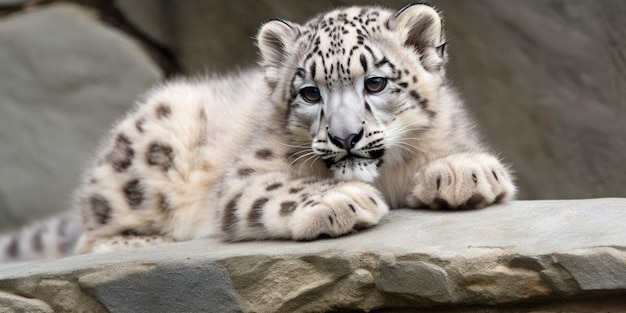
(465, 194), (484, 207)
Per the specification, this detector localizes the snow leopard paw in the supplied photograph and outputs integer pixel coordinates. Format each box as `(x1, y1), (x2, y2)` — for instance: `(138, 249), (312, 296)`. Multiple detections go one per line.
(290, 182), (389, 240)
(408, 153), (516, 210)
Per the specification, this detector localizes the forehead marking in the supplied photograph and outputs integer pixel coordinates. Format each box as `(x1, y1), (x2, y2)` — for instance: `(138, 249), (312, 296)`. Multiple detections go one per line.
(296, 8), (393, 84)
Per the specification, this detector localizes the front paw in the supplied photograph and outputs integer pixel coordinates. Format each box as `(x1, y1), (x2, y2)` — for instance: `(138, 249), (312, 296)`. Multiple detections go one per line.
(290, 182), (389, 240)
(408, 153), (516, 210)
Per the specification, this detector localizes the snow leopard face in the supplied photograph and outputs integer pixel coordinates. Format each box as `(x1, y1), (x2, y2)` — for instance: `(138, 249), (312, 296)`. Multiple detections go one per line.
(258, 5), (448, 182)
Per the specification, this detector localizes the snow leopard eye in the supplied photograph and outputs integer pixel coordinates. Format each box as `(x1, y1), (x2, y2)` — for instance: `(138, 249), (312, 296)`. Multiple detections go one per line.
(299, 86), (321, 103)
(364, 77), (387, 94)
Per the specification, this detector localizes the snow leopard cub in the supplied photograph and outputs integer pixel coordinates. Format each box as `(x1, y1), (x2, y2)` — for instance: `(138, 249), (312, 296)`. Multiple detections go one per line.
(2, 4), (515, 259)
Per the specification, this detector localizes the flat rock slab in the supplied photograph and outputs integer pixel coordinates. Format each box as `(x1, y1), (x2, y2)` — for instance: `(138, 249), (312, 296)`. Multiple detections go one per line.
(1, 198), (625, 312)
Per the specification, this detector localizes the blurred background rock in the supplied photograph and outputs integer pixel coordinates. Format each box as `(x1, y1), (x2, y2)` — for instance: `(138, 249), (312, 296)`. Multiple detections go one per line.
(0, 0), (624, 232)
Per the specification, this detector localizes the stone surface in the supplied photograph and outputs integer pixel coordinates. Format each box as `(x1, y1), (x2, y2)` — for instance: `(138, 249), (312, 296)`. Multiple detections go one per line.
(0, 199), (625, 312)
(0, 291), (52, 313)
(79, 261), (242, 313)
(0, 3), (163, 231)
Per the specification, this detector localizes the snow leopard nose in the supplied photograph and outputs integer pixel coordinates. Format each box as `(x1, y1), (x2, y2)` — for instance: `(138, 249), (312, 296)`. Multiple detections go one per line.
(329, 129), (364, 150)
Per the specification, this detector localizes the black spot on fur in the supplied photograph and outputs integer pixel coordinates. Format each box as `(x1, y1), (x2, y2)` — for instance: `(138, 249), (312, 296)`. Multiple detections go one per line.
(156, 103), (172, 119)
(295, 67), (305, 78)
(249, 198), (269, 227)
(135, 117), (146, 133)
(408, 91), (436, 118)
(237, 168), (255, 177)
(90, 195), (112, 225)
(158, 193), (171, 213)
(364, 101), (372, 113)
(5, 235), (19, 258)
(374, 57), (392, 69)
(57, 217), (73, 254)
(31, 227), (45, 253)
(369, 197), (377, 205)
(255, 149), (275, 160)
(359, 54), (368, 72)
(425, 109), (437, 119)
(266, 183), (283, 191)
(280, 201), (298, 216)
(106, 134), (134, 172)
(123, 179), (144, 209)
(310, 61), (316, 79)
(222, 193), (242, 233)
(289, 187), (304, 194)
(409, 90), (421, 100)
(121, 229), (140, 236)
(146, 142), (174, 170)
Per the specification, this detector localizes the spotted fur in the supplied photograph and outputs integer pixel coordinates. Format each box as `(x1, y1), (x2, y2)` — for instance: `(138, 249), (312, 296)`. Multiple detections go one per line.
(1, 4), (515, 260)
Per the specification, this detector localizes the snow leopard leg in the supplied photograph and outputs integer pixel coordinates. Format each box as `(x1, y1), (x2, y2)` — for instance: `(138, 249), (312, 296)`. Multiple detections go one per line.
(199, 171), (389, 241)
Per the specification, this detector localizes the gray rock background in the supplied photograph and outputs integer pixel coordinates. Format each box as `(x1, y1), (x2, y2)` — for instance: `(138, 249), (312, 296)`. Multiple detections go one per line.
(0, 0), (624, 231)
(0, 2), (162, 232)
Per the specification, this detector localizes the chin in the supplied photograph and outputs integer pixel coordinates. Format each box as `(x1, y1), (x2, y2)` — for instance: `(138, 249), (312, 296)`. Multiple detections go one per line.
(331, 158), (381, 183)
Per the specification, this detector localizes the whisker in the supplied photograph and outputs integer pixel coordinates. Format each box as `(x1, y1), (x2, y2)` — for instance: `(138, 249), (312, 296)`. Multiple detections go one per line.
(398, 143), (426, 154)
(297, 154), (321, 173)
(386, 126), (425, 138)
(287, 150), (319, 174)
(270, 137), (310, 149)
(385, 120), (429, 138)
(290, 149), (312, 157)
(389, 140), (427, 155)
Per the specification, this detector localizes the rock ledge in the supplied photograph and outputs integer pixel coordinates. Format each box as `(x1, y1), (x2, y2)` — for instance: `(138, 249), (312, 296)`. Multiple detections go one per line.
(1, 198), (625, 312)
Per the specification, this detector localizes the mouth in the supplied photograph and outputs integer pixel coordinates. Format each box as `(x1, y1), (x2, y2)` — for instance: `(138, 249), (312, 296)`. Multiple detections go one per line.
(323, 149), (385, 167)
(324, 154), (384, 182)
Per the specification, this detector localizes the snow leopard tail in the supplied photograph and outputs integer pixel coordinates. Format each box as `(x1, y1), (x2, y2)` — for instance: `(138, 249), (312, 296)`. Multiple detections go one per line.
(0, 211), (82, 262)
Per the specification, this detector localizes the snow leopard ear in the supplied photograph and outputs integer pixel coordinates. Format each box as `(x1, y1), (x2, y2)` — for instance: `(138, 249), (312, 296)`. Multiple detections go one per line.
(388, 4), (447, 72)
(257, 19), (298, 67)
